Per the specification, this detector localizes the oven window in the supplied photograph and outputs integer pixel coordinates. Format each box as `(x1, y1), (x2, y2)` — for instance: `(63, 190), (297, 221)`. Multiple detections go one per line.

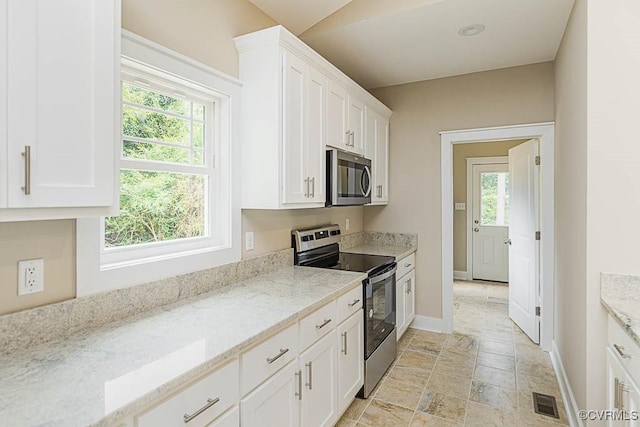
(365, 273), (396, 357)
(338, 158), (370, 198)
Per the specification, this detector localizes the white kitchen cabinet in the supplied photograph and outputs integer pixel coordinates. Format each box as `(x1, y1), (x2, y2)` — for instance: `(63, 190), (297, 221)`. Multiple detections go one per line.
(0, 0), (119, 220)
(241, 360), (300, 427)
(396, 254), (416, 340)
(337, 311), (364, 415)
(206, 406), (239, 427)
(326, 80), (366, 156)
(606, 316), (640, 426)
(299, 331), (339, 427)
(365, 108), (390, 205)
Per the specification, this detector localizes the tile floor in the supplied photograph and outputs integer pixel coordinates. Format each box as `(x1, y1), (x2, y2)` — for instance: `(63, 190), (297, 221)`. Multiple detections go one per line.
(336, 280), (568, 427)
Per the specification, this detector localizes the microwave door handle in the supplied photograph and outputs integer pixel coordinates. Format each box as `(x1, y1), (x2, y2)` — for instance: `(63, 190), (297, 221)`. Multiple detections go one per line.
(361, 165), (372, 197)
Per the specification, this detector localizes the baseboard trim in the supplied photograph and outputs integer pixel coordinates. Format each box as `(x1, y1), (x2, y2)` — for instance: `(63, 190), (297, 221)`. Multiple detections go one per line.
(550, 340), (582, 427)
(409, 315), (443, 333)
(453, 270), (467, 280)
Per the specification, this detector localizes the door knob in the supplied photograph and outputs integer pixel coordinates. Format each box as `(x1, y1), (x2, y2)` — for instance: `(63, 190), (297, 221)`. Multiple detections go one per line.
(474, 228), (479, 232)
(504, 239), (512, 245)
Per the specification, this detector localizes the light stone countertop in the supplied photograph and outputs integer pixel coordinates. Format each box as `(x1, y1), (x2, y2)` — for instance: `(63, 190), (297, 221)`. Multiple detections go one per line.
(0, 266), (366, 427)
(343, 243), (416, 261)
(601, 273), (640, 347)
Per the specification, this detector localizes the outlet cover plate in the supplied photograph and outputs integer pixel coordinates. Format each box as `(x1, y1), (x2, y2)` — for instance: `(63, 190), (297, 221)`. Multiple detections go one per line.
(18, 258), (44, 296)
(245, 232), (255, 251)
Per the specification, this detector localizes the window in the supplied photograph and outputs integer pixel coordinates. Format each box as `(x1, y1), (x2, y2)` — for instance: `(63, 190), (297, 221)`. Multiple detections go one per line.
(480, 172), (510, 226)
(76, 31), (241, 298)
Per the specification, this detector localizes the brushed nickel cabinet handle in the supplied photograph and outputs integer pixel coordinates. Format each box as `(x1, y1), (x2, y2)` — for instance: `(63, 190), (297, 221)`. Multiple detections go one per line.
(183, 397), (219, 423)
(342, 331), (348, 355)
(406, 278), (412, 294)
(615, 378), (621, 409)
(614, 344), (632, 359)
(316, 318), (332, 329)
(311, 177), (315, 198)
(304, 177), (310, 198)
(305, 361), (313, 390)
(348, 299), (360, 307)
(22, 145), (31, 195)
(295, 369), (303, 400)
(266, 348), (289, 364)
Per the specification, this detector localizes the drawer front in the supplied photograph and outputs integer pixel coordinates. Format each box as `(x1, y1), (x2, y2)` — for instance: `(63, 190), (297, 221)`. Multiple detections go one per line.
(337, 285), (363, 324)
(241, 323), (299, 395)
(206, 406), (239, 427)
(608, 315), (640, 384)
(136, 359), (239, 427)
(396, 253), (415, 279)
(299, 300), (338, 351)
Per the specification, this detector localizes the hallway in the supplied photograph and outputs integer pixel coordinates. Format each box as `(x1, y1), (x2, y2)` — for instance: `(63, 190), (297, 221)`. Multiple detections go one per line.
(337, 280), (568, 426)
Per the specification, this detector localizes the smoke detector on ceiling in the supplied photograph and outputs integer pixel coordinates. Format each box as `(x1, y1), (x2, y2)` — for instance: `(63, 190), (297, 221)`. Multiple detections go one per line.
(458, 24), (485, 37)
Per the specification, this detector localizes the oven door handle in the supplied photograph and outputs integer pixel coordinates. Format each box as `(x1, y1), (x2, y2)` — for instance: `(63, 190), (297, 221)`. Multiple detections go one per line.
(360, 165), (372, 197)
(368, 266), (397, 285)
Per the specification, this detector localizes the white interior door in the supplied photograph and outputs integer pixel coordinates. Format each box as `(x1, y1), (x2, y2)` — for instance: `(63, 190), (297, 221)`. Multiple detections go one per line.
(508, 139), (540, 343)
(472, 163), (509, 282)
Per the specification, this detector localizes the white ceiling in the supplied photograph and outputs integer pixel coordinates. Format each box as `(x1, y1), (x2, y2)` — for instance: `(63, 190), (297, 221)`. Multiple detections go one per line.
(247, 0), (353, 35)
(250, 0), (574, 89)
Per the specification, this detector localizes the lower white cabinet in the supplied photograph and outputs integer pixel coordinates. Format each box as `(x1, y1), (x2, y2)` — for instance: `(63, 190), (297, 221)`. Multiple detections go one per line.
(207, 407), (239, 427)
(606, 316), (640, 426)
(337, 311), (364, 414)
(300, 331), (339, 427)
(396, 263), (416, 340)
(241, 360), (300, 427)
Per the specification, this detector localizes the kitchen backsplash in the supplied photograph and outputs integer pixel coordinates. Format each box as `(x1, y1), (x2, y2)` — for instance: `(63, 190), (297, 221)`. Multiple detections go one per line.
(340, 231), (418, 250)
(0, 249), (292, 355)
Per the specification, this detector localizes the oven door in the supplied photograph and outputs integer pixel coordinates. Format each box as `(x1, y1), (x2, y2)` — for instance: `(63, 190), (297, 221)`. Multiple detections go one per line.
(327, 149), (372, 206)
(364, 264), (396, 358)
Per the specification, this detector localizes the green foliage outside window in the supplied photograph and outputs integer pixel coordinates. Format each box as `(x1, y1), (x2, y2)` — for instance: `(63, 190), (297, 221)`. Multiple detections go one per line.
(104, 83), (207, 248)
(480, 172), (509, 226)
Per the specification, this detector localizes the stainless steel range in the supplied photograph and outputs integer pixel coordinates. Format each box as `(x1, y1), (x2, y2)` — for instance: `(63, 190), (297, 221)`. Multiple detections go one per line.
(292, 224), (397, 398)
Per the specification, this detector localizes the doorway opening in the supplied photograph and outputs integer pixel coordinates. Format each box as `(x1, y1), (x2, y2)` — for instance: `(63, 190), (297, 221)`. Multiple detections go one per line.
(441, 123), (554, 351)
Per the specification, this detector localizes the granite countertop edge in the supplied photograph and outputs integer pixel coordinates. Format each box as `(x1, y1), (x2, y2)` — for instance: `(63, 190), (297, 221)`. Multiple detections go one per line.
(600, 272), (640, 347)
(343, 243), (417, 261)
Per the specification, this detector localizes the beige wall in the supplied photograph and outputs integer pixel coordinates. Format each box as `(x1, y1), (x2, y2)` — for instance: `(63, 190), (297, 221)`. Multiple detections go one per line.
(242, 207), (364, 258)
(366, 62), (554, 319)
(0, 221), (75, 315)
(554, 0), (588, 410)
(122, 0), (277, 77)
(452, 139), (527, 272)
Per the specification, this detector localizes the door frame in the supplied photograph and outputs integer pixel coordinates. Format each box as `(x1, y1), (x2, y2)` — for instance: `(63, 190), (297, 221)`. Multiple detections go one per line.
(465, 156), (509, 281)
(441, 123), (554, 351)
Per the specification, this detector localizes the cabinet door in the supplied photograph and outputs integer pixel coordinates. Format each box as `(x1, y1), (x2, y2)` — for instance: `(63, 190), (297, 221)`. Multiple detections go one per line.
(206, 406), (239, 427)
(327, 81), (348, 151)
(396, 274), (407, 340)
(607, 348), (629, 426)
(305, 67), (325, 203)
(6, 0), (117, 208)
(404, 269), (416, 329)
(300, 330), (338, 427)
(348, 96), (366, 156)
(375, 116), (389, 203)
(241, 360), (300, 427)
(282, 51), (308, 204)
(337, 311), (364, 414)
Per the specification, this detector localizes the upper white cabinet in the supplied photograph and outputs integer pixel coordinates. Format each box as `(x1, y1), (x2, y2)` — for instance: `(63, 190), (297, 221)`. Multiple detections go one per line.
(365, 108), (390, 205)
(326, 82), (366, 155)
(235, 26), (391, 209)
(0, 0), (119, 221)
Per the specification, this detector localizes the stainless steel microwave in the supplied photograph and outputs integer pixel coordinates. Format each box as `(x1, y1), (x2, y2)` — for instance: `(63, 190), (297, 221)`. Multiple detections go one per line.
(326, 148), (372, 206)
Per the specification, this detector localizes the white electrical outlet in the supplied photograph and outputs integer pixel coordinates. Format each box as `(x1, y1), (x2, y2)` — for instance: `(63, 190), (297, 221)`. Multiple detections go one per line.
(245, 231), (255, 251)
(18, 258), (44, 296)
(345, 219), (350, 231)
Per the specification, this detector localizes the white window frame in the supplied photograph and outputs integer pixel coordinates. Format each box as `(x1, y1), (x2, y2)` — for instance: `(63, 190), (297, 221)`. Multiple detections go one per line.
(76, 31), (241, 296)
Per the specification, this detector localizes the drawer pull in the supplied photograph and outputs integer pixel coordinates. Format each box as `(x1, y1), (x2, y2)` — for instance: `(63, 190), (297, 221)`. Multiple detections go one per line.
(614, 344), (632, 359)
(266, 348), (289, 364)
(405, 263), (412, 268)
(22, 145), (31, 195)
(305, 361), (313, 390)
(348, 299), (360, 307)
(316, 319), (332, 330)
(295, 369), (303, 400)
(615, 378), (621, 409)
(183, 397), (219, 423)
(342, 331), (348, 355)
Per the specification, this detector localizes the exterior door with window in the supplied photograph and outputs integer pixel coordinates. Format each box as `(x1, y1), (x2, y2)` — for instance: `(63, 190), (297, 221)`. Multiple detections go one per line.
(472, 163), (509, 282)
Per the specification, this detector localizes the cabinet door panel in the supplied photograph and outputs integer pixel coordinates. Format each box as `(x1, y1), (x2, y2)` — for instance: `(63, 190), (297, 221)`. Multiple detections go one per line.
(300, 331), (338, 427)
(337, 311), (364, 414)
(241, 360), (299, 427)
(282, 51), (307, 204)
(404, 270), (416, 329)
(306, 67), (325, 203)
(396, 275), (407, 340)
(348, 97), (365, 155)
(375, 116), (389, 203)
(327, 82), (348, 151)
(6, 0), (117, 208)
